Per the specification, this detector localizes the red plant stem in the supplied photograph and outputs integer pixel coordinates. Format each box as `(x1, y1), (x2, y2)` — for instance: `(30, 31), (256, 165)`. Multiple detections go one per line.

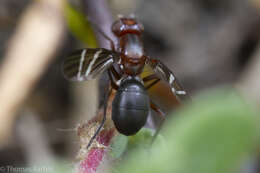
(79, 128), (115, 173)
(77, 90), (117, 173)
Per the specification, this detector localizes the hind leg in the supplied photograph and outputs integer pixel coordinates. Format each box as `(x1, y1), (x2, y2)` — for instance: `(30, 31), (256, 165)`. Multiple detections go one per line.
(87, 85), (112, 149)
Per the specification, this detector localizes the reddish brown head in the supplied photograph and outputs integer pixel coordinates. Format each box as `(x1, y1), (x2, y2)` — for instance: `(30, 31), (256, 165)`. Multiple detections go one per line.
(112, 17), (144, 37)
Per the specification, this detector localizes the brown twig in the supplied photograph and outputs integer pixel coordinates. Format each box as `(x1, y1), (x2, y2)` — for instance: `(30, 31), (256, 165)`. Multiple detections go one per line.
(82, 0), (117, 49)
(0, 0), (65, 147)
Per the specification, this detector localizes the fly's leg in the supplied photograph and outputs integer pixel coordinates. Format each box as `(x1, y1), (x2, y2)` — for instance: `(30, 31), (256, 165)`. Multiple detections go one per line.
(87, 85), (112, 149)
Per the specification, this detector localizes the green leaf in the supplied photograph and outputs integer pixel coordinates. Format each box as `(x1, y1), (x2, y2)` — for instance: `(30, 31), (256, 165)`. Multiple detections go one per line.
(109, 128), (165, 160)
(109, 134), (128, 159)
(113, 88), (258, 173)
(64, 2), (97, 47)
(128, 128), (154, 150)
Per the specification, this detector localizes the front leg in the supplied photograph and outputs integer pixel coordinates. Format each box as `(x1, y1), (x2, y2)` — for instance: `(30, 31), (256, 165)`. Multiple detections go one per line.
(146, 57), (191, 102)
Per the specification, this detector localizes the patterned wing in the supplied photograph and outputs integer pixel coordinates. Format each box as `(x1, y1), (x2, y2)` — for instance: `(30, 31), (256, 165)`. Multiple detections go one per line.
(140, 64), (178, 112)
(144, 58), (190, 104)
(62, 48), (119, 81)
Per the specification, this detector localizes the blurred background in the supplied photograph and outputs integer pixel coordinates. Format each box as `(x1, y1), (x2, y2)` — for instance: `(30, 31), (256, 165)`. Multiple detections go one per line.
(0, 0), (260, 172)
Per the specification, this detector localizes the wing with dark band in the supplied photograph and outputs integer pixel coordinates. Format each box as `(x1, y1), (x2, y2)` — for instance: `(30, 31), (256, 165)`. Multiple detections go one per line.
(144, 58), (190, 103)
(62, 48), (119, 81)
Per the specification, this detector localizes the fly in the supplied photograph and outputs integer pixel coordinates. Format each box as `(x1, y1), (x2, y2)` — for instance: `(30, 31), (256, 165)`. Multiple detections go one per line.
(62, 16), (190, 148)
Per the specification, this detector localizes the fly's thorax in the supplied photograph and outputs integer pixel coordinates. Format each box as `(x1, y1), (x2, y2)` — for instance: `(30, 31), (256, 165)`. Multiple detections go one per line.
(120, 34), (144, 58)
(119, 34), (146, 75)
(121, 57), (145, 75)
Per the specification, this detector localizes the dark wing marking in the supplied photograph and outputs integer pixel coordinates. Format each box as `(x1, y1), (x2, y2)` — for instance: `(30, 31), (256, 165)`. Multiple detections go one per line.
(145, 58), (190, 102)
(62, 48), (119, 81)
(141, 64), (180, 112)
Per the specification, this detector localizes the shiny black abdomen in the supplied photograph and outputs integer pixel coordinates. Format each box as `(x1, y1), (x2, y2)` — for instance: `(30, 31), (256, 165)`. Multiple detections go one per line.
(112, 78), (150, 136)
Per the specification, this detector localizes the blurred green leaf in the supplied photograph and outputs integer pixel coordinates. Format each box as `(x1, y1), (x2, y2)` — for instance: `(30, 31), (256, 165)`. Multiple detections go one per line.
(110, 134), (128, 159)
(109, 128), (165, 161)
(113, 88), (258, 173)
(64, 2), (97, 47)
(128, 128), (154, 150)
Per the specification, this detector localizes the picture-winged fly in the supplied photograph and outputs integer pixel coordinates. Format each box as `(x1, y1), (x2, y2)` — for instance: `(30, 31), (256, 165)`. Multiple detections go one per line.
(62, 16), (189, 148)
